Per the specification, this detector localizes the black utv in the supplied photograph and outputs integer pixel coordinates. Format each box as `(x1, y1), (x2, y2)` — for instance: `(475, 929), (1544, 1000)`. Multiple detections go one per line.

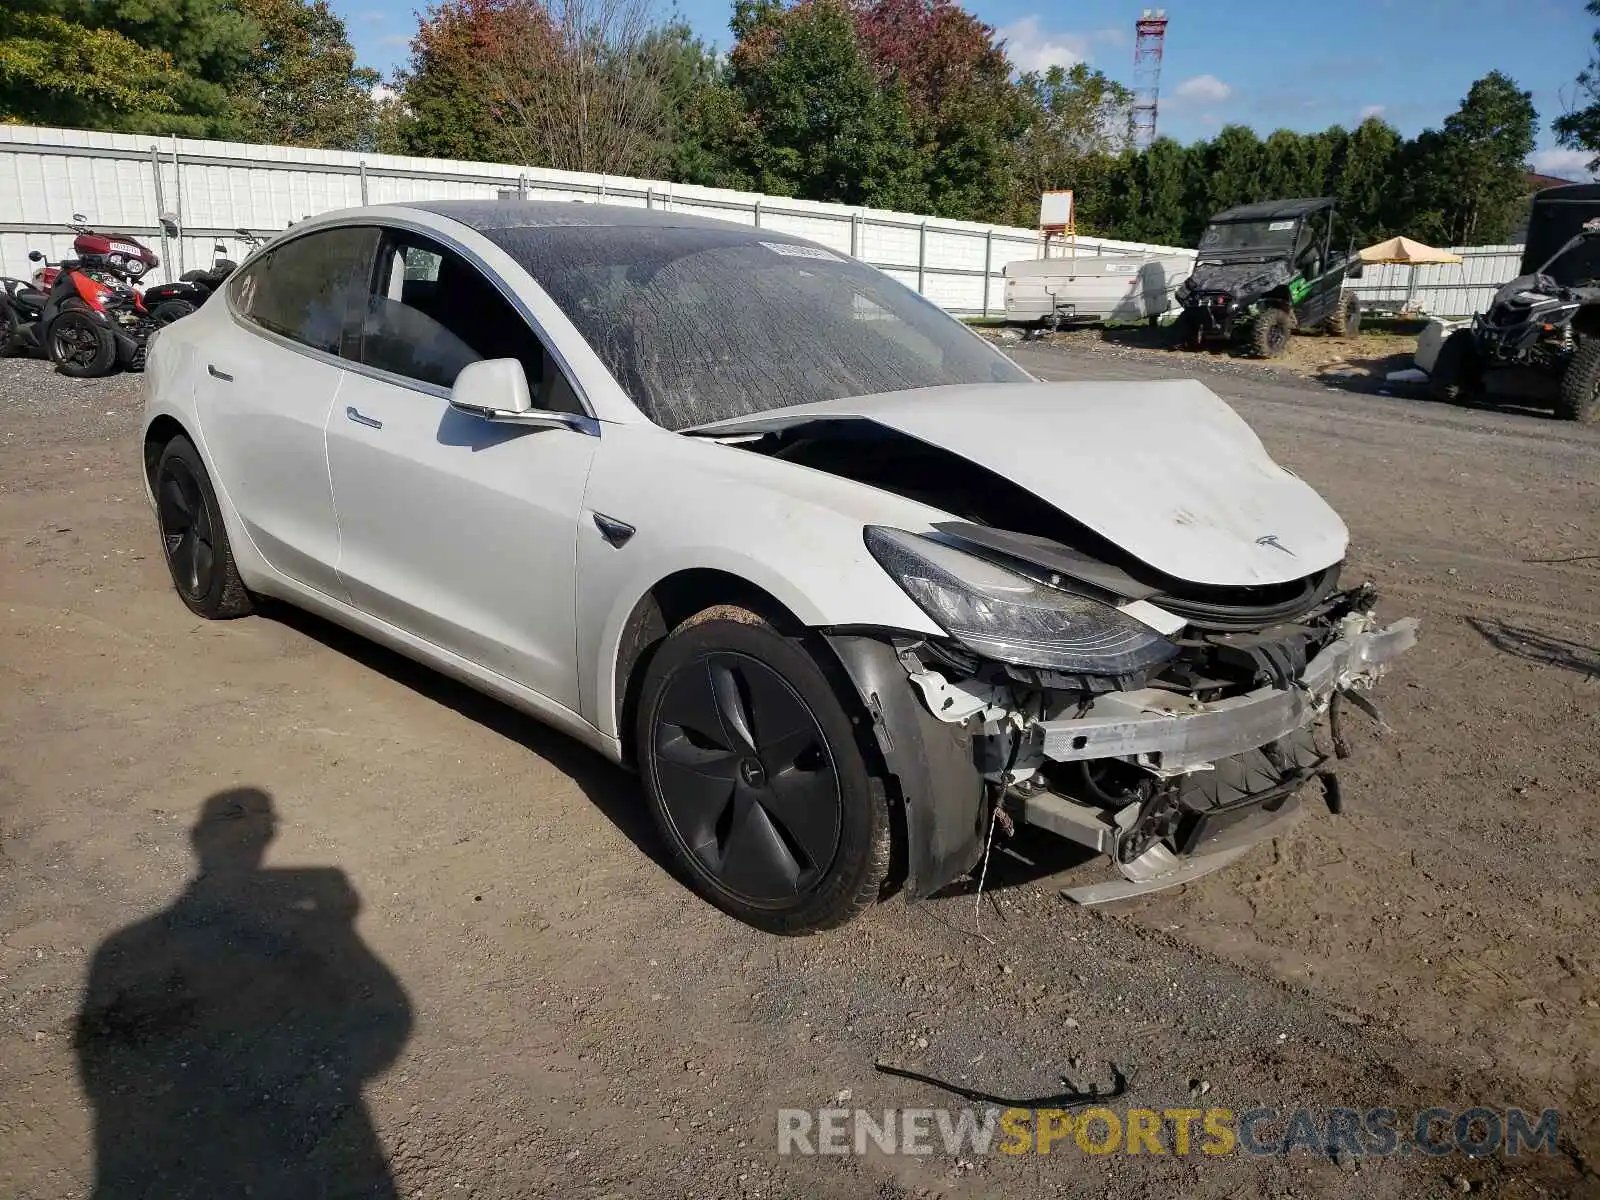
(1430, 183), (1600, 422)
(1174, 197), (1362, 358)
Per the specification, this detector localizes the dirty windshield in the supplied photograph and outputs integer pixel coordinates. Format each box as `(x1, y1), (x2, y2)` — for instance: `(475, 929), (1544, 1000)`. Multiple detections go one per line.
(481, 224), (1029, 431)
(1199, 219), (1301, 256)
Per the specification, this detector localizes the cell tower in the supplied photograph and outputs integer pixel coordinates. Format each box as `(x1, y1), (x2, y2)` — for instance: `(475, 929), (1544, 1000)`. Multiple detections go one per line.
(1130, 9), (1169, 151)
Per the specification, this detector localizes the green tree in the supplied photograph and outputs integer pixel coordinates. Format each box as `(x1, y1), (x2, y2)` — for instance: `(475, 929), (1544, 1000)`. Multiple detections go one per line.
(391, 0), (536, 162)
(725, 0), (929, 209)
(1006, 63), (1131, 230)
(1115, 136), (1188, 244)
(0, 2), (187, 130)
(1412, 71), (1537, 245)
(1334, 116), (1401, 244)
(233, 0), (377, 149)
(1554, 0), (1600, 172)
(75, 0), (261, 135)
(852, 0), (1020, 222)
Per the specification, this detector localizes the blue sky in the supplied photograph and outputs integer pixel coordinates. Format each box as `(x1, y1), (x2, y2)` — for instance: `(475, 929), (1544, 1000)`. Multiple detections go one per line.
(335, 0), (1600, 178)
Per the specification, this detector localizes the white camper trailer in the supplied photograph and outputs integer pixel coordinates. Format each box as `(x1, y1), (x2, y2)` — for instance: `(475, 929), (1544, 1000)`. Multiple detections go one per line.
(1003, 254), (1194, 327)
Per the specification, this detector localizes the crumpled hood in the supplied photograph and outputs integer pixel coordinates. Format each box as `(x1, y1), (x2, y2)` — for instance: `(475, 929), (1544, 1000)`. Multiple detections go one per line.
(689, 380), (1348, 587)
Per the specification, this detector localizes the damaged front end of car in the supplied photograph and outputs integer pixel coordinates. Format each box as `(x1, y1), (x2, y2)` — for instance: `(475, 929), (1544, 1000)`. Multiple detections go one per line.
(695, 379), (1419, 904)
(826, 524), (1417, 905)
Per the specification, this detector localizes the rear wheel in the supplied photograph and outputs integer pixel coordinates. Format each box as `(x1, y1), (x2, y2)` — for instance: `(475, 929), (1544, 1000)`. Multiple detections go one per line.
(47, 304), (115, 377)
(1324, 292), (1361, 337)
(635, 610), (889, 934)
(1249, 307), (1293, 358)
(150, 298), (196, 325)
(154, 436), (254, 619)
(1429, 329), (1481, 406)
(1557, 336), (1600, 422)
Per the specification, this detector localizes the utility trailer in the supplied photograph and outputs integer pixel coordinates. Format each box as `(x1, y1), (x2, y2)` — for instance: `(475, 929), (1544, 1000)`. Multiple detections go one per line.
(1003, 254), (1193, 328)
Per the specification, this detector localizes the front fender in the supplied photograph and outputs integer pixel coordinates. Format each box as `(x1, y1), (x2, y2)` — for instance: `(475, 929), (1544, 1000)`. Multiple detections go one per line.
(575, 422), (950, 740)
(822, 633), (987, 899)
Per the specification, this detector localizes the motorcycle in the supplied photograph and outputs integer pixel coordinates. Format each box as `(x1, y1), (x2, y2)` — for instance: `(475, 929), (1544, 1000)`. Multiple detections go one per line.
(141, 227), (262, 324)
(0, 214), (162, 375)
(16, 248), (153, 376)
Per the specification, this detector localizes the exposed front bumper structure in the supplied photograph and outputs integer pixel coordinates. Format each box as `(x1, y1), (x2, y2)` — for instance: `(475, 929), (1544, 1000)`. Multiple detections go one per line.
(1011, 615), (1419, 903)
(1029, 617), (1419, 771)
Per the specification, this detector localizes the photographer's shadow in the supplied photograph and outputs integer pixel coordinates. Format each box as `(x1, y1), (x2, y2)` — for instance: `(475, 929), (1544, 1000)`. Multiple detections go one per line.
(74, 788), (412, 1199)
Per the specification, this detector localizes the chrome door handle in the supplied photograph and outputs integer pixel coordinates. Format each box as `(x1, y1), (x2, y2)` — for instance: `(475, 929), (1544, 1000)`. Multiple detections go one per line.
(207, 364), (233, 381)
(346, 406), (382, 430)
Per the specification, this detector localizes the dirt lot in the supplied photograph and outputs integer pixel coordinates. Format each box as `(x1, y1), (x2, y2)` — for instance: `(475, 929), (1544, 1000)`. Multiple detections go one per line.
(1010, 319), (1427, 394)
(1, 345), (1598, 1199)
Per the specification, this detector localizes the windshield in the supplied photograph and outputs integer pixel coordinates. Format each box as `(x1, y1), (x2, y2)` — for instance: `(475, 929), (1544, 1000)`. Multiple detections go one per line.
(1539, 234), (1600, 287)
(1199, 219), (1302, 255)
(479, 224), (1029, 430)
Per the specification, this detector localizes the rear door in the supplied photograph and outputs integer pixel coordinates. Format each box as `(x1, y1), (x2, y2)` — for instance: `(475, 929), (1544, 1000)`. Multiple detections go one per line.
(196, 225), (377, 599)
(324, 226), (598, 711)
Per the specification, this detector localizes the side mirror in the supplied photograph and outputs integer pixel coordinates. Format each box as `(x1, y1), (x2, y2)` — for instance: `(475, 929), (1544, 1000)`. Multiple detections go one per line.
(27, 250), (42, 262)
(448, 358), (590, 431)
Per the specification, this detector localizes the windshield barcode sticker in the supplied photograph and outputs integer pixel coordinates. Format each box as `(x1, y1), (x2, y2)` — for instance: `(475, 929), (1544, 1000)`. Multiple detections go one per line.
(1267, 220), (1295, 231)
(761, 241), (845, 262)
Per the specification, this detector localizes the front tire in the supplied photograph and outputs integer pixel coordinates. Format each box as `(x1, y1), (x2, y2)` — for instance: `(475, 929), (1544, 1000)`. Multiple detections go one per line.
(635, 610), (890, 934)
(47, 304), (116, 377)
(1249, 306), (1293, 358)
(154, 435), (254, 619)
(1557, 336), (1600, 422)
(1170, 308), (1200, 350)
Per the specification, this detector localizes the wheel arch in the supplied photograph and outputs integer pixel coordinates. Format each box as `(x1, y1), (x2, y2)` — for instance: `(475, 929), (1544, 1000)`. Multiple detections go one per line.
(606, 568), (986, 901)
(609, 567), (807, 769)
(142, 413), (192, 489)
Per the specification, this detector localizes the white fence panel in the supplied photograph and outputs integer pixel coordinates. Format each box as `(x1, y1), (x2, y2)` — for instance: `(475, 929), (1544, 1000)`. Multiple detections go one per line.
(0, 123), (1531, 317)
(0, 124), (1192, 315)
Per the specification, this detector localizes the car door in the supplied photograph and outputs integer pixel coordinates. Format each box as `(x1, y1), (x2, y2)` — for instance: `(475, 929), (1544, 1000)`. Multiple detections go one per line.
(324, 226), (598, 712)
(196, 225), (378, 600)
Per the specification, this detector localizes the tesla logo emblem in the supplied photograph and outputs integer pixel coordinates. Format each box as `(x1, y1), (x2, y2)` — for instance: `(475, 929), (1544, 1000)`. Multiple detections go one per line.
(1256, 534), (1295, 555)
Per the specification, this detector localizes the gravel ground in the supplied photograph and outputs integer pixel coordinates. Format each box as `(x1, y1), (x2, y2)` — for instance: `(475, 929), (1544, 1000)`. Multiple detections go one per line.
(1, 349), (1597, 1199)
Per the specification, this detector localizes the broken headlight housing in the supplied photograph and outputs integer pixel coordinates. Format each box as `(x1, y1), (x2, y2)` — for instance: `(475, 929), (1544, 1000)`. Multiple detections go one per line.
(864, 527), (1179, 674)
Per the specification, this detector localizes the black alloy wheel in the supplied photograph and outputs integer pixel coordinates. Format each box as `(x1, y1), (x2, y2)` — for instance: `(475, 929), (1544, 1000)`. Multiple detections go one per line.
(651, 650), (842, 903)
(158, 453), (216, 603)
(636, 612), (890, 933)
(152, 436), (253, 619)
(49, 310), (115, 376)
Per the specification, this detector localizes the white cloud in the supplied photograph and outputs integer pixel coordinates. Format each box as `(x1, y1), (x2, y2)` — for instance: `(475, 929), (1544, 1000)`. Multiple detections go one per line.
(378, 33), (411, 48)
(1359, 104), (1386, 119)
(370, 83), (400, 103)
(1531, 147), (1597, 180)
(1171, 74), (1232, 104)
(998, 17), (1091, 74)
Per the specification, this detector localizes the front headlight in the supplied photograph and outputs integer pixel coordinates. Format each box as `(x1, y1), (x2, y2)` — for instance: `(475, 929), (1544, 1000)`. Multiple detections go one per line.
(864, 527), (1179, 674)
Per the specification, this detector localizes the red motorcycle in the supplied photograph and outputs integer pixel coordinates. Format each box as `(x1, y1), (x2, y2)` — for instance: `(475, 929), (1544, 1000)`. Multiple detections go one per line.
(0, 215), (160, 376)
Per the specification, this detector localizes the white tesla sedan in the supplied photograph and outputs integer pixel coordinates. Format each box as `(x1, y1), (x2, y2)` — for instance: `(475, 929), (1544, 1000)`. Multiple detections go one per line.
(141, 200), (1417, 933)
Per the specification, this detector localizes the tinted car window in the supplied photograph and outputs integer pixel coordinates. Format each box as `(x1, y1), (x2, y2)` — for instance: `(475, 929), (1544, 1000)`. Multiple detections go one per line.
(356, 231), (580, 411)
(230, 226), (377, 355)
(477, 225), (1029, 431)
